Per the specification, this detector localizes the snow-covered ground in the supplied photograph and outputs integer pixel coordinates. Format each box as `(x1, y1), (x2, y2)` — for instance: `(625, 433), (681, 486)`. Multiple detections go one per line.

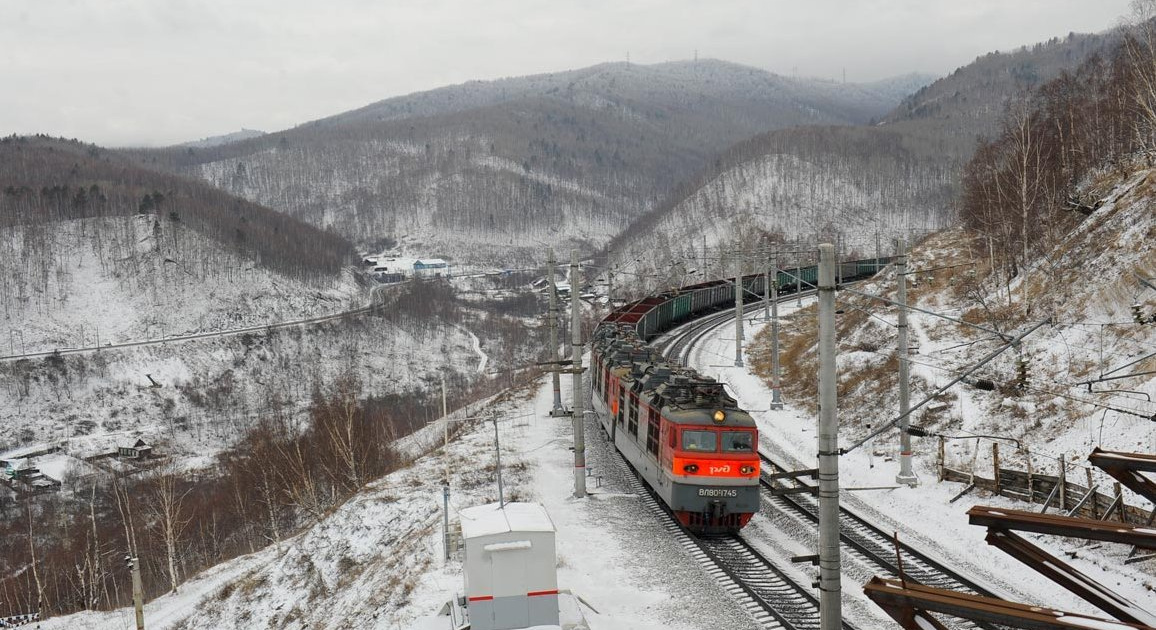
(39, 365), (757, 630)
(39, 298), (1155, 629)
(689, 302), (1156, 619)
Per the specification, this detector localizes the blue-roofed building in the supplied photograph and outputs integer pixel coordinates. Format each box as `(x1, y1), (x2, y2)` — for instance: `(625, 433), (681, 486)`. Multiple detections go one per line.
(414, 258), (449, 278)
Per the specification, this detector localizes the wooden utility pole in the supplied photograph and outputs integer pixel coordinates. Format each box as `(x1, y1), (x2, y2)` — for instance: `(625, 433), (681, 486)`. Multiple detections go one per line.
(128, 555), (145, 630)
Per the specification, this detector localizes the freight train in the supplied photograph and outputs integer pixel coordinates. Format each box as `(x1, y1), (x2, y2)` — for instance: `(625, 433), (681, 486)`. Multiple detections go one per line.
(589, 256), (892, 534)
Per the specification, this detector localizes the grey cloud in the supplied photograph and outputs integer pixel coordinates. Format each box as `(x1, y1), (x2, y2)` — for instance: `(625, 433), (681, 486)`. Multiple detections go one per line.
(0, 0), (1133, 146)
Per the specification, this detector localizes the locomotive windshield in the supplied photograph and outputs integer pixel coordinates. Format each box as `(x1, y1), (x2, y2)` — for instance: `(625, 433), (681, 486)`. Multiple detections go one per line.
(681, 430), (717, 452)
(722, 431), (755, 452)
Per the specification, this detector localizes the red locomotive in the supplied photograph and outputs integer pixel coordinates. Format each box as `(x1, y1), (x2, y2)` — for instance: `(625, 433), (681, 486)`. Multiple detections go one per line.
(591, 326), (759, 533)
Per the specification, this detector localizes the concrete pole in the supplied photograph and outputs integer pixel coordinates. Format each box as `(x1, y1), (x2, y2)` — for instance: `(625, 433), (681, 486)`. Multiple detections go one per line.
(875, 232), (881, 274)
(607, 248), (614, 306)
(494, 412), (505, 508)
(796, 247), (804, 307)
(770, 248), (783, 410)
(570, 250), (587, 498)
(895, 239), (918, 486)
(836, 235), (843, 286)
(817, 243), (842, 630)
(548, 249), (565, 415)
(763, 249), (771, 321)
(734, 254), (744, 367)
(130, 556), (145, 630)
(702, 234), (707, 279)
(442, 375), (451, 561)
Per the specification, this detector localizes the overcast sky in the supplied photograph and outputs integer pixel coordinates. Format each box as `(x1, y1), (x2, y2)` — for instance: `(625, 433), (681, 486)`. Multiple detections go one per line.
(0, 0), (1135, 147)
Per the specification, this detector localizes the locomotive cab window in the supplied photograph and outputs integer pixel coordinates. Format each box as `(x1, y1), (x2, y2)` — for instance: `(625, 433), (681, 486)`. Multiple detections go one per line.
(681, 430), (717, 452)
(722, 431), (755, 452)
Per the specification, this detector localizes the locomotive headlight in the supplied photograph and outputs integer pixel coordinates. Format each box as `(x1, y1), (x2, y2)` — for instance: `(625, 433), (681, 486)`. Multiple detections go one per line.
(740, 465), (756, 475)
(712, 410), (726, 423)
(683, 463), (699, 474)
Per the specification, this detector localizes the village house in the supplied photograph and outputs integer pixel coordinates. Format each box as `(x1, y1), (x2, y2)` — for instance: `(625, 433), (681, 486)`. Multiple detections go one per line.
(117, 438), (153, 460)
(413, 258), (449, 277)
(1, 458), (33, 480)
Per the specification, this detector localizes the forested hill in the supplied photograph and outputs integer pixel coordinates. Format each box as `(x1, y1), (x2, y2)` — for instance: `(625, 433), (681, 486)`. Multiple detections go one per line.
(881, 29), (1119, 157)
(1, 136), (352, 281)
(320, 60), (926, 131)
(604, 28), (1121, 293)
(122, 60), (932, 263)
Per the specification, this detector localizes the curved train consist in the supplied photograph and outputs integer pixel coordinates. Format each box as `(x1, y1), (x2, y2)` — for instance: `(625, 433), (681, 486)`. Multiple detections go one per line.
(589, 256), (892, 534)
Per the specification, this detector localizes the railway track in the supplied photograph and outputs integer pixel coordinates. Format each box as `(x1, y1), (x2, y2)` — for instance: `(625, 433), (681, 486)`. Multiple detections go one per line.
(613, 452), (857, 630)
(759, 454), (1001, 630)
(654, 290), (804, 366)
(649, 285), (1005, 630)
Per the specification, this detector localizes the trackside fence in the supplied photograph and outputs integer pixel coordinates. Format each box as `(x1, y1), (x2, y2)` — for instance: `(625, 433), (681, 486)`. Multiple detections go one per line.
(935, 437), (1154, 525)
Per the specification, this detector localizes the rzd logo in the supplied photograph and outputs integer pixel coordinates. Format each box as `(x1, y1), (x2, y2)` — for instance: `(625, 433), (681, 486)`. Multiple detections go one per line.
(709, 465), (731, 475)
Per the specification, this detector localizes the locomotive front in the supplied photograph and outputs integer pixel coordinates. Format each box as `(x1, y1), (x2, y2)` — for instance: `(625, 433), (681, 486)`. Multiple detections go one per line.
(660, 389), (760, 533)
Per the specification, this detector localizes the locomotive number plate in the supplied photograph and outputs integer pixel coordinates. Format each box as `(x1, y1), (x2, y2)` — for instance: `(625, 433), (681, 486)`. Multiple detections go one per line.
(698, 488), (738, 498)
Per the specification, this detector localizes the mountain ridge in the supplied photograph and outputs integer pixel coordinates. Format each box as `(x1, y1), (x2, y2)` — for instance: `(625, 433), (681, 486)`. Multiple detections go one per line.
(119, 59), (929, 263)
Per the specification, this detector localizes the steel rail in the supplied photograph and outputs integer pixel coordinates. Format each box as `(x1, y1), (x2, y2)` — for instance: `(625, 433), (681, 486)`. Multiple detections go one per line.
(759, 453), (1002, 630)
(611, 450), (852, 630)
(643, 283), (1004, 630)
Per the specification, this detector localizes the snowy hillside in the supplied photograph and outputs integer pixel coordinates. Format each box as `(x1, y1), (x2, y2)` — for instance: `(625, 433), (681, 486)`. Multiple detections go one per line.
(608, 128), (954, 296)
(36, 378), (761, 630)
(882, 30), (1119, 153)
(195, 138), (623, 266)
(123, 60), (932, 264)
(179, 128), (266, 149)
(750, 163), (1156, 492)
(0, 215), (528, 467)
(0, 215), (359, 355)
(0, 289), (488, 464)
(326, 60), (929, 130)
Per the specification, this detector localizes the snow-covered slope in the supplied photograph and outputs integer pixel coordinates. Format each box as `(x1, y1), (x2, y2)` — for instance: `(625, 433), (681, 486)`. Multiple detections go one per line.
(38, 335), (1155, 629)
(0, 297), (487, 466)
(0, 215), (359, 355)
(609, 130), (954, 295)
(38, 376), (763, 630)
(179, 128), (266, 149)
(749, 163), (1156, 502)
(0, 214), (520, 466)
(195, 137), (622, 266)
